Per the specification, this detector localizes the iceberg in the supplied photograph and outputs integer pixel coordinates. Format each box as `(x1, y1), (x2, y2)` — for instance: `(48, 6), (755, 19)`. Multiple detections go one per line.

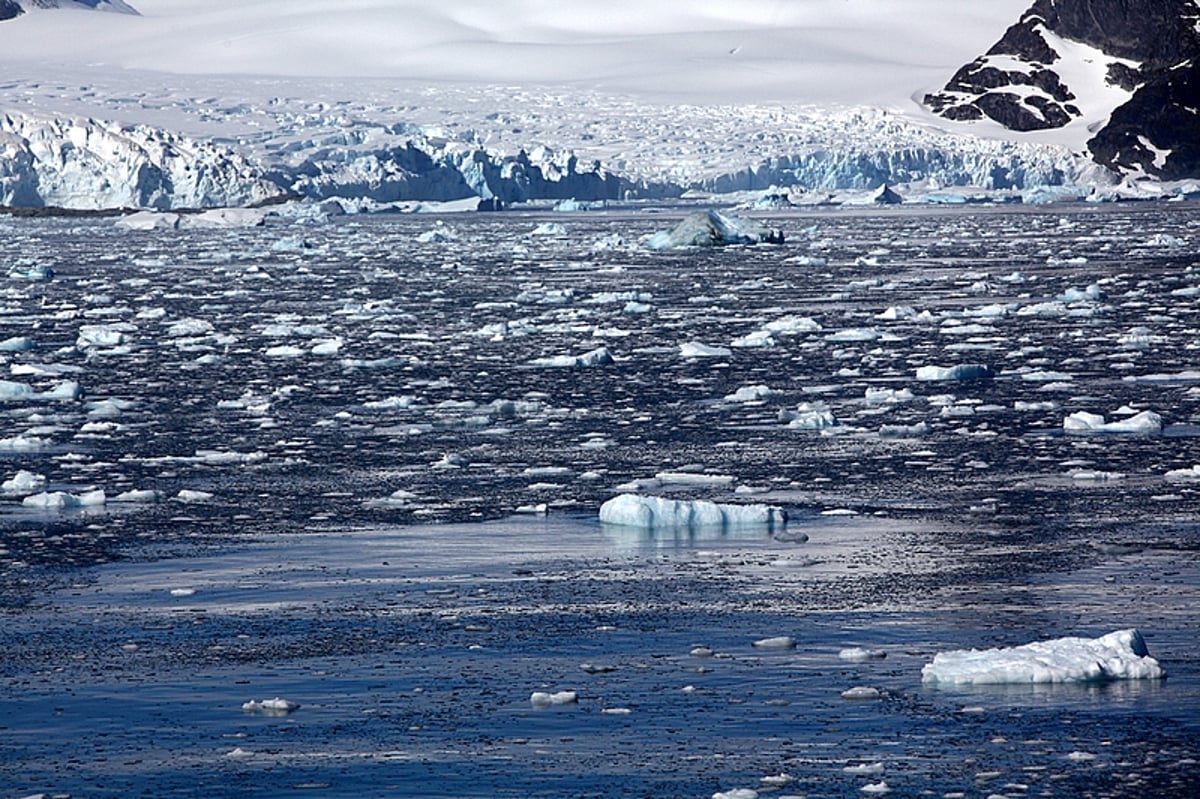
(922, 629), (1166, 685)
(645, 210), (783, 250)
(599, 494), (787, 532)
(1063, 410), (1163, 436)
(916, 364), (993, 381)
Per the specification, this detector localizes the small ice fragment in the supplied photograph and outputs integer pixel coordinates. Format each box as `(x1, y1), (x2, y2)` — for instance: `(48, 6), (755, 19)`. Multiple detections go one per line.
(690, 646), (715, 658)
(175, 490), (214, 504)
(844, 762), (885, 776)
(242, 698), (300, 715)
(752, 636), (796, 650)
(225, 747), (255, 759)
(839, 648), (887, 662)
(841, 686), (882, 700)
(860, 781), (891, 795)
(601, 707), (632, 715)
(760, 774), (795, 787)
(530, 690), (578, 708)
(170, 588), (196, 597)
(1066, 751), (1097, 762)
(712, 789), (759, 799)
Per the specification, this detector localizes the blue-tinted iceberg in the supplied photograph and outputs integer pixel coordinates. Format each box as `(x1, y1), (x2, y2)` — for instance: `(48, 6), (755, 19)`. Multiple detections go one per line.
(922, 629), (1165, 685)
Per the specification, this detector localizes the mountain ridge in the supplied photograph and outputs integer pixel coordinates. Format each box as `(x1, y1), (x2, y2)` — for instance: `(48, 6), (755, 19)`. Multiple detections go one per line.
(924, 0), (1200, 179)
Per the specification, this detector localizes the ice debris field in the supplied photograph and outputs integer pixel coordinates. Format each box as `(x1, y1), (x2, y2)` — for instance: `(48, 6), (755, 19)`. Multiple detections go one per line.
(0, 203), (1198, 798)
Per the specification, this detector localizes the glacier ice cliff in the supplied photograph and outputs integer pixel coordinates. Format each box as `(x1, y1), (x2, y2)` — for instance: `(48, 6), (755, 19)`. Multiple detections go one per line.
(0, 111), (282, 209)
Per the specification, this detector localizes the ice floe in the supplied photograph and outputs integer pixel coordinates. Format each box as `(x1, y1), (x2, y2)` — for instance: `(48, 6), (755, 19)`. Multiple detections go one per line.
(921, 629), (1166, 685)
(530, 690), (578, 708)
(242, 698), (301, 715)
(1062, 410), (1163, 436)
(599, 494), (787, 532)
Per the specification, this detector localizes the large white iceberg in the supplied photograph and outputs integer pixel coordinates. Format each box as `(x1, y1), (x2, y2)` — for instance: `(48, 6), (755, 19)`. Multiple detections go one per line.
(645, 210), (783, 250)
(1063, 410), (1163, 436)
(599, 494), (787, 532)
(922, 629), (1166, 686)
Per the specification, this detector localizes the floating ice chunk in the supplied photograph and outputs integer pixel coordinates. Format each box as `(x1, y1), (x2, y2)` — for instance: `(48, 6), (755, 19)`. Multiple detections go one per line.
(311, 338), (344, 356)
(175, 490), (214, 504)
(655, 471), (735, 487)
(921, 629), (1166, 685)
(825, 327), (880, 343)
(242, 698), (300, 715)
(23, 490), (104, 510)
(844, 762), (885, 776)
(878, 422), (928, 438)
(530, 347), (614, 368)
(112, 489), (162, 503)
(730, 330), (776, 348)
(77, 324), (134, 350)
(841, 686), (882, 700)
(0, 336), (34, 352)
(646, 210), (782, 250)
(752, 636), (797, 650)
(781, 402), (838, 430)
(225, 747), (255, 759)
(759, 774), (795, 788)
(531, 222), (566, 236)
(0, 435), (49, 452)
(1165, 466), (1200, 482)
(187, 208), (268, 228)
(3, 470), (47, 495)
(864, 387), (915, 406)
(416, 225), (457, 243)
(839, 648), (887, 662)
(712, 790), (759, 799)
(8, 264), (54, 281)
(680, 342), (732, 358)
(1063, 411), (1163, 436)
(599, 494), (787, 532)
(169, 587), (196, 597)
(265, 344), (306, 358)
(724, 385), (780, 403)
(116, 211), (181, 230)
(763, 315), (821, 334)
(916, 364), (993, 381)
(530, 690), (578, 708)
(860, 781), (891, 795)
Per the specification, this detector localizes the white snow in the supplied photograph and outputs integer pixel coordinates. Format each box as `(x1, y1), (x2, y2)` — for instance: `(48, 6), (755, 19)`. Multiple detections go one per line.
(599, 494), (787, 532)
(921, 629), (1166, 685)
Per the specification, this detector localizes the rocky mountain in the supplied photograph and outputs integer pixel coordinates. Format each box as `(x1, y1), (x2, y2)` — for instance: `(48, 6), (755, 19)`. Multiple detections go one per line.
(0, 0), (137, 18)
(924, 0), (1200, 179)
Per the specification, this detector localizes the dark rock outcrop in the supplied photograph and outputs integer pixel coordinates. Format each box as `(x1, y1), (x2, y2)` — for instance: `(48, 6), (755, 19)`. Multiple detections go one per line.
(0, 0), (23, 20)
(925, 0), (1200, 178)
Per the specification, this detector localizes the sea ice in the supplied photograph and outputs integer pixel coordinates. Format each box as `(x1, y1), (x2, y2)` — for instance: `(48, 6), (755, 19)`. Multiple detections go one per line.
(599, 494), (787, 532)
(839, 647), (887, 662)
(916, 364), (993, 381)
(841, 686), (882, 700)
(22, 489), (105, 509)
(529, 690), (577, 708)
(921, 629), (1166, 685)
(752, 636), (797, 650)
(242, 698), (300, 714)
(1062, 410), (1163, 436)
(679, 342), (732, 358)
(530, 347), (614, 368)
(2, 470), (46, 495)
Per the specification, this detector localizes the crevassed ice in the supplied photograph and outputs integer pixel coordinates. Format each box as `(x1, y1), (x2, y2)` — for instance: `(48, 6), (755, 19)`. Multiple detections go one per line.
(921, 629), (1166, 685)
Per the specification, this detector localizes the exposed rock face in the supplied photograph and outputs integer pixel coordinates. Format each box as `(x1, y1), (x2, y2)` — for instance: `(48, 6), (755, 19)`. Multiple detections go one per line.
(925, 0), (1200, 177)
(0, 0), (23, 20)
